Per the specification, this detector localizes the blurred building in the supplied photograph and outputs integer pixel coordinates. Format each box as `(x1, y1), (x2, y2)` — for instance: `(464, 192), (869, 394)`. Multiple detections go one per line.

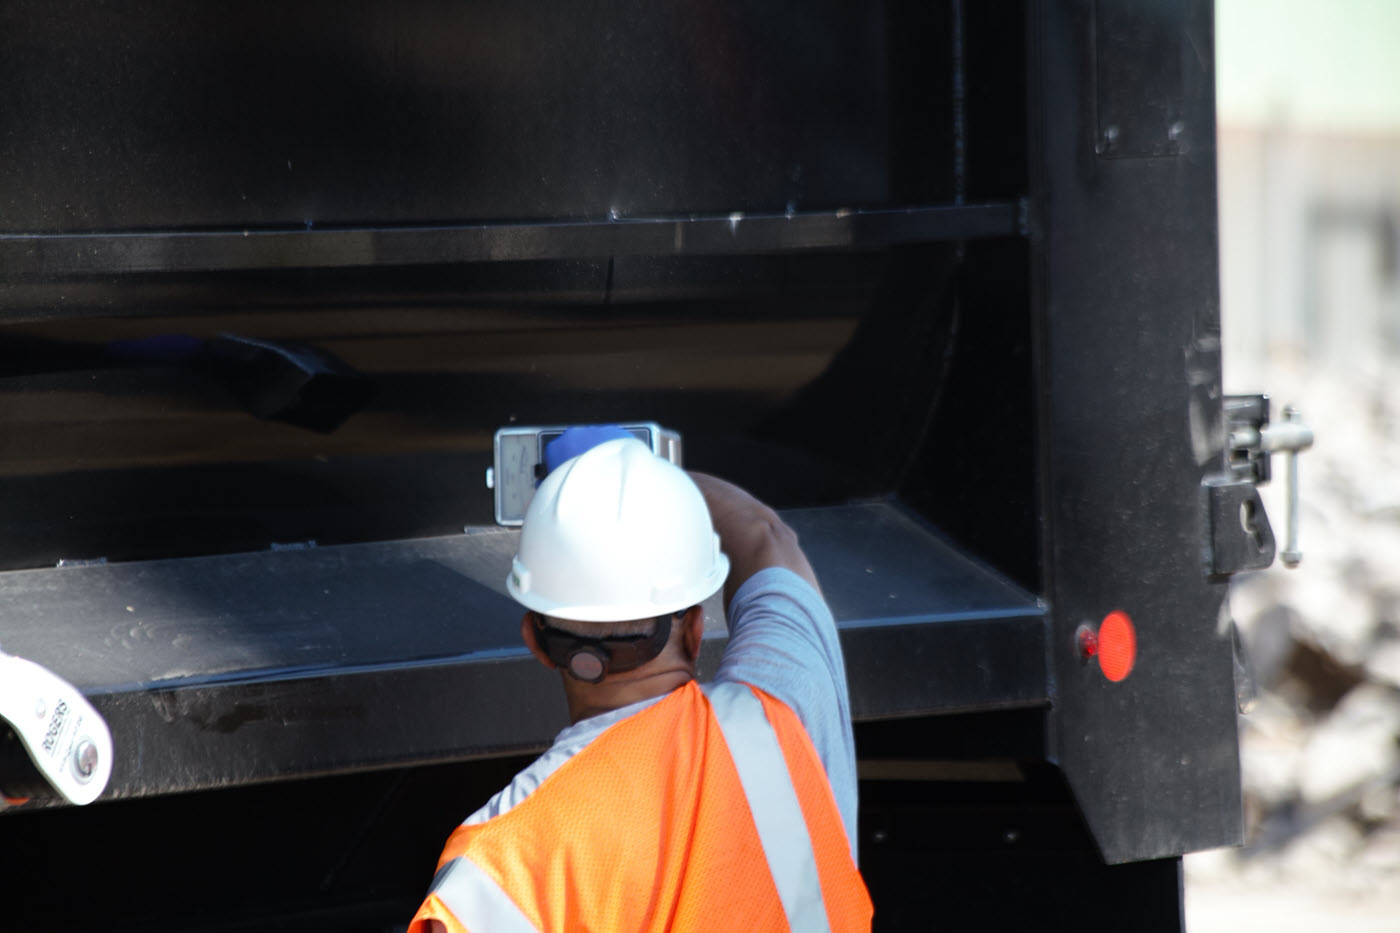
(1216, 0), (1400, 390)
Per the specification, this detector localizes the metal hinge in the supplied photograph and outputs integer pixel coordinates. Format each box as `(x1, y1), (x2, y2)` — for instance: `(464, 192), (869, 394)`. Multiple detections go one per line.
(1206, 395), (1314, 576)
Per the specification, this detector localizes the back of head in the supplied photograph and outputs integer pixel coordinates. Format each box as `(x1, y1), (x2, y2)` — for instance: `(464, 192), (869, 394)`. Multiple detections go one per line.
(507, 438), (729, 623)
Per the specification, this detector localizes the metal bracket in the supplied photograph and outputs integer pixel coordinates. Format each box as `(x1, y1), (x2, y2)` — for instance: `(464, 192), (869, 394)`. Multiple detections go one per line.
(490, 422), (683, 526)
(1224, 395), (1314, 567)
(1203, 478), (1276, 576)
(1224, 394), (1272, 485)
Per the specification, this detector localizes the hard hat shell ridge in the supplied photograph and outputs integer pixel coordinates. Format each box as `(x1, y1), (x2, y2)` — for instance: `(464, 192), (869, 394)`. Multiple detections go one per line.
(506, 438), (729, 623)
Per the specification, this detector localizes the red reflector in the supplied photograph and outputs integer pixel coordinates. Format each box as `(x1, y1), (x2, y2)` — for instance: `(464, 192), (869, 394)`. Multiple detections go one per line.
(1097, 611), (1136, 682)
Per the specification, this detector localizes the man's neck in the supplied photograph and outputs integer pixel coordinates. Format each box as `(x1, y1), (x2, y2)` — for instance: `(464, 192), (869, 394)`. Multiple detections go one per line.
(563, 667), (695, 724)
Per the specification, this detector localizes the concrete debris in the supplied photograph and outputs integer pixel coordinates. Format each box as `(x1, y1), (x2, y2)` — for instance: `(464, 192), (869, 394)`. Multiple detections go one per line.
(1356, 823), (1400, 875)
(1297, 685), (1400, 804)
(1220, 371), (1400, 896)
(1276, 815), (1366, 879)
(1364, 640), (1400, 691)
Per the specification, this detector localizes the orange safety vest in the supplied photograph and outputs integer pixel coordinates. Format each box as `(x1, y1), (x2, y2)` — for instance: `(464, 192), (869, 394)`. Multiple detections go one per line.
(409, 680), (872, 932)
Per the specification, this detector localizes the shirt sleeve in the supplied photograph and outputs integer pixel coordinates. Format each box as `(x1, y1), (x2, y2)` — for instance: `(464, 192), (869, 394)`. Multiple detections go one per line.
(714, 567), (859, 860)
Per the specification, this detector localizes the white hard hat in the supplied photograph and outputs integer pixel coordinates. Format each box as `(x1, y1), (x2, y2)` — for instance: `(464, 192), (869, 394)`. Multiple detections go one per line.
(507, 437), (729, 622)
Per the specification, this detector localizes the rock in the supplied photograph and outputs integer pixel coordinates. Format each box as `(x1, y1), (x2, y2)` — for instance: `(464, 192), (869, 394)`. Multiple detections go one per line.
(1364, 639), (1400, 691)
(1296, 684), (1400, 805)
(1239, 603), (1300, 688)
(1355, 824), (1400, 876)
(1277, 814), (1366, 880)
(1240, 693), (1307, 806)
(1271, 634), (1366, 715)
(1241, 732), (1304, 808)
(1359, 782), (1399, 824)
(1285, 573), (1376, 668)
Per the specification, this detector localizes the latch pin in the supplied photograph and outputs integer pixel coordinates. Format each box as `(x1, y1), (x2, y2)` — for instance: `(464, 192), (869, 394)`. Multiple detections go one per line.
(1262, 406), (1313, 567)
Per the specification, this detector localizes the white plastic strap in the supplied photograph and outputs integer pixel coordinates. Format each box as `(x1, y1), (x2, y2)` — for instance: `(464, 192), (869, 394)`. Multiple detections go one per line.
(705, 682), (831, 933)
(430, 856), (542, 933)
(0, 653), (113, 806)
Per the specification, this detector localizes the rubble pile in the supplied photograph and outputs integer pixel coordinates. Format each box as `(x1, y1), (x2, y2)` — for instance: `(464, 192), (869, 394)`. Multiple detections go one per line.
(1222, 371), (1400, 894)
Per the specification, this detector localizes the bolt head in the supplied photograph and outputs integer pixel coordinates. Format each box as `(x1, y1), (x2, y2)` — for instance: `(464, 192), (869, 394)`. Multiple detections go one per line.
(1076, 624), (1099, 661)
(73, 739), (99, 781)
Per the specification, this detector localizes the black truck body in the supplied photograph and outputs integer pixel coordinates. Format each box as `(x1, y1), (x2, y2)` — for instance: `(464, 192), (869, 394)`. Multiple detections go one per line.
(0, 1), (1261, 929)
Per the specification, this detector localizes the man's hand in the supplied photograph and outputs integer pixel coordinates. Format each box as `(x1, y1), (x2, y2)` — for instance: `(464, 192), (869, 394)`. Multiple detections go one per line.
(687, 472), (821, 610)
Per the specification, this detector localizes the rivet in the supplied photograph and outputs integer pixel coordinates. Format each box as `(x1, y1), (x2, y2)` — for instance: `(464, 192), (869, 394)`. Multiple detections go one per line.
(73, 740), (99, 782)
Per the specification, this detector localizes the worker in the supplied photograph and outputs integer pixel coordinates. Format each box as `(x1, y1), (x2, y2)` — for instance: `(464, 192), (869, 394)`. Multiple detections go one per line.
(409, 428), (872, 932)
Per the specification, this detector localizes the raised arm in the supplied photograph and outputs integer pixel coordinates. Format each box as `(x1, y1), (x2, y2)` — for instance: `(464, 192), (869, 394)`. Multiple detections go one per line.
(687, 472), (821, 609)
(688, 473), (857, 856)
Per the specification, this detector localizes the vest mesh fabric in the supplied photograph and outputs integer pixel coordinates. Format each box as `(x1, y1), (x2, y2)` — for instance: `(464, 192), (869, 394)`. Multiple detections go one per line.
(410, 681), (871, 932)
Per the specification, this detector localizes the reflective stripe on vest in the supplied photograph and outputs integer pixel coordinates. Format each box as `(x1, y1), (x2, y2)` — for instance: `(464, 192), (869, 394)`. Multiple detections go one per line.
(430, 854), (542, 933)
(704, 681), (833, 933)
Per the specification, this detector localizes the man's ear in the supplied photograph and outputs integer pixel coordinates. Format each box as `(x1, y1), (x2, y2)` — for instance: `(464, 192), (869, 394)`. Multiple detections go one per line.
(520, 613), (557, 670)
(680, 605), (705, 663)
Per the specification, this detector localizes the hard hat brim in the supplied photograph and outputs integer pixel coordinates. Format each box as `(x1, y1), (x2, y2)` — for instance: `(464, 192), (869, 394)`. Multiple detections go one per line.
(507, 553), (729, 623)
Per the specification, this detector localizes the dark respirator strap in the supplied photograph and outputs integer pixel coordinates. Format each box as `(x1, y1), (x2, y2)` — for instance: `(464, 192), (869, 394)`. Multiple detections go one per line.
(532, 612), (678, 684)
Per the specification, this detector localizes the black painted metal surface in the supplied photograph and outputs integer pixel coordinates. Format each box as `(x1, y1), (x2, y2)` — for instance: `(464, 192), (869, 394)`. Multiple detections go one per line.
(0, 0), (893, 230)
(0, 244), (966, 570)
(0, 0), (1242, 911)
(0, 503), (1044, 801)
(1030, 0), (1243, 862)
(0, 205), (1022, 278)
(861, 775), (1187, 932)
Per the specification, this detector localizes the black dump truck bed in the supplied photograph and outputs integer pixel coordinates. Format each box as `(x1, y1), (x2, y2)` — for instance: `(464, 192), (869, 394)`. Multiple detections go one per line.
(1, 2), (1264, 930)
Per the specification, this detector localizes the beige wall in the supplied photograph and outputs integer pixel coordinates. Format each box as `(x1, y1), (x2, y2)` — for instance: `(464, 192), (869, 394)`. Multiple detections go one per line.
(1215, 0), (1400, 395)
(1219, 126), (1400, 390)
